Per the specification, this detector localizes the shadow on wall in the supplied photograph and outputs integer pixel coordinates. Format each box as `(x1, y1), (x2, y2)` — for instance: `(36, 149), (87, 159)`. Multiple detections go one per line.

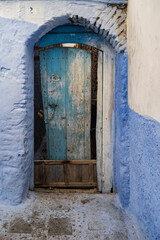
(114, 52), (130, 208)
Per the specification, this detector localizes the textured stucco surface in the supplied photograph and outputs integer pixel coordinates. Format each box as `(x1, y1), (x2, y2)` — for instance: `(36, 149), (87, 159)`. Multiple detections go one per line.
(114, 53), (129, 207)
(126, 1), (160, 239)
(0, 17), (36, 204)
(127, 110), (160, 240)
(0, 1), (127, 52)
(114, 53), (160, 239)
(113, 53), (160, 239)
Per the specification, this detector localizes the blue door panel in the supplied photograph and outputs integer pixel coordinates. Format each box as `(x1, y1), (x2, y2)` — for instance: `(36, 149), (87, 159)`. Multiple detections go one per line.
(39, 47), (91, 160)
(47, 48), (67, 160)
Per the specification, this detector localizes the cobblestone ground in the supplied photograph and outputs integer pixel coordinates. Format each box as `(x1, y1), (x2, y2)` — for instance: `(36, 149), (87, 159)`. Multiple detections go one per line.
(0, 191), (138, 240)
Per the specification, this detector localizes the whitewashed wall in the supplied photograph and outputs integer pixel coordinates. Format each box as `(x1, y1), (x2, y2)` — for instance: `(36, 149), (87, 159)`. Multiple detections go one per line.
(128, 0), (160, 122)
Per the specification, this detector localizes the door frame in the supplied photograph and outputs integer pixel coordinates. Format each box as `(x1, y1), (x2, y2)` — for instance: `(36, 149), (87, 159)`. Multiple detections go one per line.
(35, 24), (115, 192)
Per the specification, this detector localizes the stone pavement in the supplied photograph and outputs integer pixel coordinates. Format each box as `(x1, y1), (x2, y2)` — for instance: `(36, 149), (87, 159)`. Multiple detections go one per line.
(0, 191), (138, 240)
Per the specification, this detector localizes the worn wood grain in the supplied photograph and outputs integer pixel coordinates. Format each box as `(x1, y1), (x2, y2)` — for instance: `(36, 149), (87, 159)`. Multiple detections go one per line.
(34, 160), (97, 187)
(36, 25), (100, 189)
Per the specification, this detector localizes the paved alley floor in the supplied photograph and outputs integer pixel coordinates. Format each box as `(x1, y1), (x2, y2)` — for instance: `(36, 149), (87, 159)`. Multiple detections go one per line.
(0, 191), (138, 240)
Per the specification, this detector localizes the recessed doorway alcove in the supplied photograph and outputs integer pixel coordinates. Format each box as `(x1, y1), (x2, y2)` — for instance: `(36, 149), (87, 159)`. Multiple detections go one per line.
(34, 24), (115, 192)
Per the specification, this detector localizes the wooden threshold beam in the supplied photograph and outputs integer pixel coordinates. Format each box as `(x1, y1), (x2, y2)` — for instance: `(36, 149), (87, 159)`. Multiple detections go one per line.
(35, 182), (97, 188)
(34, 159), (96, 165)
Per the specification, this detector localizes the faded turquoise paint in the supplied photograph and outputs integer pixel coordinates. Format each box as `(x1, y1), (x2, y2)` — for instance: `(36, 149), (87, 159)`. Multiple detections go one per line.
(65, 48), (91, 160)
(37, 25), (98, 160)
(39, 47), (91, 160)
(36, 24), (104, 50)
(36, 24), (115, 192)
(46, 48), (66, 160)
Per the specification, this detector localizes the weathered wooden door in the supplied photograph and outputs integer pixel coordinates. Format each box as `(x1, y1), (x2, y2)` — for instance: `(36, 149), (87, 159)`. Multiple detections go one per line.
(35, 47), (97, 188)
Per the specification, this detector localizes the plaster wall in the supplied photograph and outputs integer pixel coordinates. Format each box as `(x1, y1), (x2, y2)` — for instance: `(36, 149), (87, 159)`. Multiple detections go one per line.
(114, 53), (129, 208)
(128, 110), (160, 240)
(127, 0), (160, 122)
(0, 1), (127, 204)
(127, 1), (160, 239)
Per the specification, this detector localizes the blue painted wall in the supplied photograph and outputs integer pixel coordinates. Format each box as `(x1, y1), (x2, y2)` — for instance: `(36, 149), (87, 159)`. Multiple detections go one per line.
(114, 52), (160, 239)
(114, 52), (130, 207)
(128, 110), (160, 240)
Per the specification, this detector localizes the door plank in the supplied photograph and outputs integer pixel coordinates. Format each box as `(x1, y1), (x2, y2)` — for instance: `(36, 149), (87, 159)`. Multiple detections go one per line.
(39, 51), (49, 158)
(66, 48), (86, 160)
(47, 48), (67, 160)
(84, 51), (91, 159)
(96, 51), (103, 191)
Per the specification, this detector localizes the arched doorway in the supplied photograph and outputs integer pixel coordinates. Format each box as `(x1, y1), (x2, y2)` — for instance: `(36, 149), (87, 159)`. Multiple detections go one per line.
(34, 24), (115, 192)
(0, 1), (128, 205)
